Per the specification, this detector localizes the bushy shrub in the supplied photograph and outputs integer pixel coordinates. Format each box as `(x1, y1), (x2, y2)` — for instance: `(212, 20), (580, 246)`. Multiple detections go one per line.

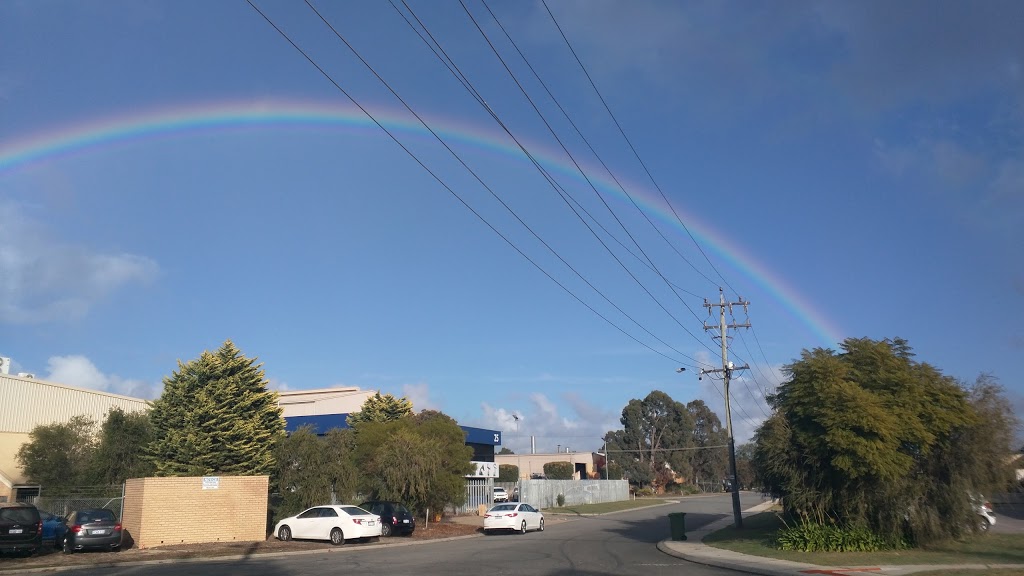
(543, 461), (574, 480)
(556, 493), (565, 507)
(498, 464), (519, 482)
(775, 519), (904, 552)
(635, 487), (655, 497)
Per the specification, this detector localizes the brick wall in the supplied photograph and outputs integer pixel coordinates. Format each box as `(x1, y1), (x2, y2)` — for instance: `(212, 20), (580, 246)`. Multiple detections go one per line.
(122, 476), (268, 549)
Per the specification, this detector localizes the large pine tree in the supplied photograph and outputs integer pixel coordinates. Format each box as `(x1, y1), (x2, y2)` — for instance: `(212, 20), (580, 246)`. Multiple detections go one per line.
(147, 340), (284, 476)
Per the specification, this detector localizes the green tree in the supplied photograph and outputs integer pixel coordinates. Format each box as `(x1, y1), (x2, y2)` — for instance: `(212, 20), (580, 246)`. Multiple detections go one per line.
(754, 337), (1017, 546)
(89, 408), (155, 484)
(147, 340), (284, 476)
(275, 427), (357, 519)
(354, 410), (473, 515)
(346, 392), (413, 425)
(498, 464), (519, 482)
(16, 415), (96, 491)
(734, 442), (757, 491)
(498, 447), (515, 455)
(603, 391), (694, 489)
(543, 461), (574, 480)
(686, 399), (728, 487)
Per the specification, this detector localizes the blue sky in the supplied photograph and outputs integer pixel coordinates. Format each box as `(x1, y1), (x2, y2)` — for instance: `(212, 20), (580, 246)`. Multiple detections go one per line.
(2, 0), (1022, 451)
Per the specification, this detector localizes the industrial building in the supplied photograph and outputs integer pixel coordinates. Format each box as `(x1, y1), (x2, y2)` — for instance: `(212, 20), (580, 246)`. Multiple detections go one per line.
(0, 371), (150, 503)
(278, 387), (502, 478)
(495, 449), (599, 480)
(1, 365), (503, 504)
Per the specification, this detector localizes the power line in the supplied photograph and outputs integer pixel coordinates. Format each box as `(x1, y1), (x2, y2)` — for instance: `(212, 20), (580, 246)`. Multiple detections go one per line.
(244, 0), (697, 368)
(388, 0), (703, 302)
(384, 0), (716, 365)
(303, 0), (710, 368)
(479, 0), (720, 292)
(453, 0), (719, 355)
(540, 0), (739, 298)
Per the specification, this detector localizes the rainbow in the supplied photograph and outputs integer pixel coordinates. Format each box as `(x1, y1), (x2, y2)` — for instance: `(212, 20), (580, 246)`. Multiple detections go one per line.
(0, 99), (843, 346)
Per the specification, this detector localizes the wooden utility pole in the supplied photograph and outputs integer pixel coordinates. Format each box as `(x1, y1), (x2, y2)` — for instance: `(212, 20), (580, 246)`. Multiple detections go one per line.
(701, 287), (750, 529)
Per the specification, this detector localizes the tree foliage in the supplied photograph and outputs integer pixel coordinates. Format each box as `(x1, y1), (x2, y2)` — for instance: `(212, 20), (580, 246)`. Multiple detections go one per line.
(543, 462), (574, 480)
(734, 442), (757, 491)
(275, 427), (357, 518)
(147, 340), (285, 476)
(603, 391), (694, 489)
(687, 399), (728, 486)
(498, 464), (519, 482)
(90, 408), (155, 484)
(498, 447), (515, 455)
(346, 392), (413, 425)
(16, 415), (96, 491)
(754, 337), (1019, 546)
(353, 410), (473, 515)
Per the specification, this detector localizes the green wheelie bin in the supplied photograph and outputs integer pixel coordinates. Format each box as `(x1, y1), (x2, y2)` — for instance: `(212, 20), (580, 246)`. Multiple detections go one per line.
(668, 512), (687, 541)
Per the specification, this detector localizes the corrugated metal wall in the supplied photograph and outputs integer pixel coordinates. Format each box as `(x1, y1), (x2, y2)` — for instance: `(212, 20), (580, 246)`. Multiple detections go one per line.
(0, 374), (149, 433)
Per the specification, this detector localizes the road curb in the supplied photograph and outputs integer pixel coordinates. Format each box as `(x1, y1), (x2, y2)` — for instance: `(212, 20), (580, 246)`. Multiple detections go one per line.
(0, 533), (485, 575)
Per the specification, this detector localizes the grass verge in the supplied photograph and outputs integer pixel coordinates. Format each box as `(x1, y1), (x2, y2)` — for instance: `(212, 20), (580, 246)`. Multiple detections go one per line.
(703, 512), (1024, 566)
(545, 499), (669, 515)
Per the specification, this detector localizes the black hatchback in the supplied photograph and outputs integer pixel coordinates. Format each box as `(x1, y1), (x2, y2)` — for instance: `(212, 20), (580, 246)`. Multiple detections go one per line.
(359, 501), (415, 537)
(0, 503), (42, 556)
(63, 509), (122, 553)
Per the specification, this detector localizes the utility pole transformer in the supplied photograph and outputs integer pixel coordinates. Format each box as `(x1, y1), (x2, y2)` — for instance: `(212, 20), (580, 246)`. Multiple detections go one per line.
(701, 287), (750, 529)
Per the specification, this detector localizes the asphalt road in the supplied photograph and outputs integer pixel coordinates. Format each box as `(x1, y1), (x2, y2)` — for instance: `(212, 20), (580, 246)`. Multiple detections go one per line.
(56, 493), (767, 576)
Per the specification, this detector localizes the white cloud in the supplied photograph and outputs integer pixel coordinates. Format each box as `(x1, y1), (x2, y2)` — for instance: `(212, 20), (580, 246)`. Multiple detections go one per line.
(44, 354), (159, 399)
(476, 393), (618, 454)
(0, 201), (159, 324)
(267, 377), (291, 392)
(402, 382), (438, 412)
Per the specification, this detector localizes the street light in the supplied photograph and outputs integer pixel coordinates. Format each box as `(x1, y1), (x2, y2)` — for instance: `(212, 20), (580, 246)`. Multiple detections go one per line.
(512, 414), (521, 484)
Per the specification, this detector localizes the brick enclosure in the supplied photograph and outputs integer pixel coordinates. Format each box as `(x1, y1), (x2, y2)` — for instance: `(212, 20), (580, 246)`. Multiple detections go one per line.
(122, 476), (268, 549)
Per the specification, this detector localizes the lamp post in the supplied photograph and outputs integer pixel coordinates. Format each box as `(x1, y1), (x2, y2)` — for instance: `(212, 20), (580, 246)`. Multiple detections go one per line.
(513, 414), (521, 486)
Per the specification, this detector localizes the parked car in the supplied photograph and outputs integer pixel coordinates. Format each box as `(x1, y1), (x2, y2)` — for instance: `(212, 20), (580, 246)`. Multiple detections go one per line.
(359, 501), (415, 537)
(493, 487), (509, 503)
(483, 503), (544, 535)
(39, 510), (68, 548)
(275, 505), (382, 545)
(973, 495), (997, 531)
(63, 508), (122, 553)
(0, 503), (42, 556)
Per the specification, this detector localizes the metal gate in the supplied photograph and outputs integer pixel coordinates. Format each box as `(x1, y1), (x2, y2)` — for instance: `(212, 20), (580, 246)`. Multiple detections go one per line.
(451, 478), (493, 515)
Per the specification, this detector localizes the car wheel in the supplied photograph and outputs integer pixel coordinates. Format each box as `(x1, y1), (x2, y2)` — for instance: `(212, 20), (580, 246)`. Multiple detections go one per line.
(539, 518), (545, 532)
(979, 517), (992, 532)
(381, 523), (392, 537)
(278, 525), (292, 541)
(520, 521), (527, 534)
(330, 528), (344, 546)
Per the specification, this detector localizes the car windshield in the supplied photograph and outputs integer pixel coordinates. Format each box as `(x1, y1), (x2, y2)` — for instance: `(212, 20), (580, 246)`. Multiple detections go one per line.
(490, 504), (517, 512)
(494, 488), (506, 492)
(0, 507), (36, 523)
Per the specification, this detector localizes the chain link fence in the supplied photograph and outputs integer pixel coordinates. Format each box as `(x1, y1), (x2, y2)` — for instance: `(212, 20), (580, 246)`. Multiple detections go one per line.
(30, 485), (125, 519)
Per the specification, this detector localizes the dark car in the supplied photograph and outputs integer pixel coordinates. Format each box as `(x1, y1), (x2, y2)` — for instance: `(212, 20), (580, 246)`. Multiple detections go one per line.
(63, 508), (122, 553)
(359, 501), (415, 537)
(0, 503), (42, 556)
(39, 510), (68, 548)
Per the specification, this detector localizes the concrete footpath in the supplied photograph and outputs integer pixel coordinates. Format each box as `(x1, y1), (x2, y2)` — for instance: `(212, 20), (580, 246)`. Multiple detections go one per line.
(658, 502), (1024, 576)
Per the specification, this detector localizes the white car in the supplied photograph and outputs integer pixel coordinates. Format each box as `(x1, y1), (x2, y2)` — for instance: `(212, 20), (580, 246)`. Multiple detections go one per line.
(483, 503), (544, 534)
(275, 505), (382, 545)
(493, 487), (509, 503)
(974, 496), (997, 531)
